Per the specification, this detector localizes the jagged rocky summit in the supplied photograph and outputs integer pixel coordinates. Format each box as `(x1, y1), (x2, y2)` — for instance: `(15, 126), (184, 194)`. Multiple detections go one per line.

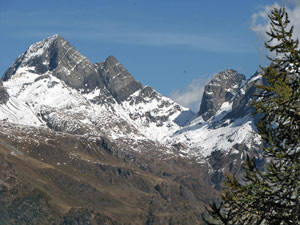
(198, 69), (246, 120)
(1, 34), (189, 142)
(0, 33), (267, 168)
(3, 35), (142, 104)
(0, 34), (265, 224)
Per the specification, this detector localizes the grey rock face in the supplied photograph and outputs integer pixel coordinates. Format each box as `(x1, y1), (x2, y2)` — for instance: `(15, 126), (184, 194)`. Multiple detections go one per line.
(4, 35), (143, 104)
(3, 35), (99, 91)
(198, 69), (246, 120)
(0, 80), (9, 104)
(96, 56), (143, 103)
(225, 72), (266, 120)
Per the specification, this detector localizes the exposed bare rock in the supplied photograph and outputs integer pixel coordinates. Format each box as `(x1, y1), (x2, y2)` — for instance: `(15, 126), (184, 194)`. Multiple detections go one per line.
(0, 80), (9, 104)
(198, 69), (246, 120)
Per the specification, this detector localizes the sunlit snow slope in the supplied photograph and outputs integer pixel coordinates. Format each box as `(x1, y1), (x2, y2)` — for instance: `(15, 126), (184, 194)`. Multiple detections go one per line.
(1, 35), (188, 148)
(1, 35), (263, 160)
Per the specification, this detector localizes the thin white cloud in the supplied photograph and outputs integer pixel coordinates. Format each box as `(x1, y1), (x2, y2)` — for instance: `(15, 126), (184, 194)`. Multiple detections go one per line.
(1, 9), (254, 54)
(251, 2), (300, 48)
(10, 29), (254, 54)
(114, 32), (253, 53)
(169, 76), (211, 112)
(284, 0), (300, 6)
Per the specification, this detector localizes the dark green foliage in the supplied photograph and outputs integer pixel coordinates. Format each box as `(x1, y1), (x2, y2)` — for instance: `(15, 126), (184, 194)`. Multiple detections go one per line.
(204, 7), (300, 225)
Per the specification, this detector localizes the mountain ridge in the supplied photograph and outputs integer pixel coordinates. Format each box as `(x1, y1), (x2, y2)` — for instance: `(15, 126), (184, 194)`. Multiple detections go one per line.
(1, 34), (265, 159)
(0, 34), (264, 224)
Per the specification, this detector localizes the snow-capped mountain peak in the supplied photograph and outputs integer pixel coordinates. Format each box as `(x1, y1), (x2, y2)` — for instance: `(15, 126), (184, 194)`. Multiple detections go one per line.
(169, 70), (262, 160)
(22, 34), (63, 64)
(1, 35), (193, 151)
(1, 34), (263, 164)
(3, 34), (97, 91)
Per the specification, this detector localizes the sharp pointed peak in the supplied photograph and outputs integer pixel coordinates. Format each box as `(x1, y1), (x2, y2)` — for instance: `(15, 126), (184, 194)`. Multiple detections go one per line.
(216, 69), (239, 76)
(3, 33), (89, 82)
(210, 69), (246, 82)
(12, 35), (64, 70)
(95, 56), (119, 66)
(224, 68), (238, 73)
(25, 34), (67, 55)
(43, 34), (67, 43)
(33, 34), (66, 46)
(48, 34), (62, 39)
(105, 55), (119, 64)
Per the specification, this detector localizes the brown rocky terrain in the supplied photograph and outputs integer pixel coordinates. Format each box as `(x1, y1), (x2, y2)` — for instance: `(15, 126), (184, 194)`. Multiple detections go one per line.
(0, 122), (225, 224)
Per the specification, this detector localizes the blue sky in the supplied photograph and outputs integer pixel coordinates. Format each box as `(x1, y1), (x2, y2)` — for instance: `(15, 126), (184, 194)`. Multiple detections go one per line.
(0, 0), (299, 111)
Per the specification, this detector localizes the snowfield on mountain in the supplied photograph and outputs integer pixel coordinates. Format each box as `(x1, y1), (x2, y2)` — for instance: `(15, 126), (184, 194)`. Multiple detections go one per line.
(0, 35), (263, 161)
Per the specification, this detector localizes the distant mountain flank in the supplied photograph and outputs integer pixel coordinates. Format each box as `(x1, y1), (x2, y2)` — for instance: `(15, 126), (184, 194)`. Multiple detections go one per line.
(0, 79), (9, 104)
(0, 34), (265, 224)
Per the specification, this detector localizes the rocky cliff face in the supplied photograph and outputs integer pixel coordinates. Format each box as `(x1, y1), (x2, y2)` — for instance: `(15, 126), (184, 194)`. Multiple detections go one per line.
(3, 35), (144, 106)
(198, 69), (246, 120)
(96, 56), (143, 103)
(0, 80), (9, 104)
(225, 72), (267, 120)
(3, 35), (99, 91)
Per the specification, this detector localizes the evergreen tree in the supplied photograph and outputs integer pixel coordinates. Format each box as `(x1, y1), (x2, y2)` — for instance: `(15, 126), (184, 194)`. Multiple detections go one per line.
(204, 7), (300, 225)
